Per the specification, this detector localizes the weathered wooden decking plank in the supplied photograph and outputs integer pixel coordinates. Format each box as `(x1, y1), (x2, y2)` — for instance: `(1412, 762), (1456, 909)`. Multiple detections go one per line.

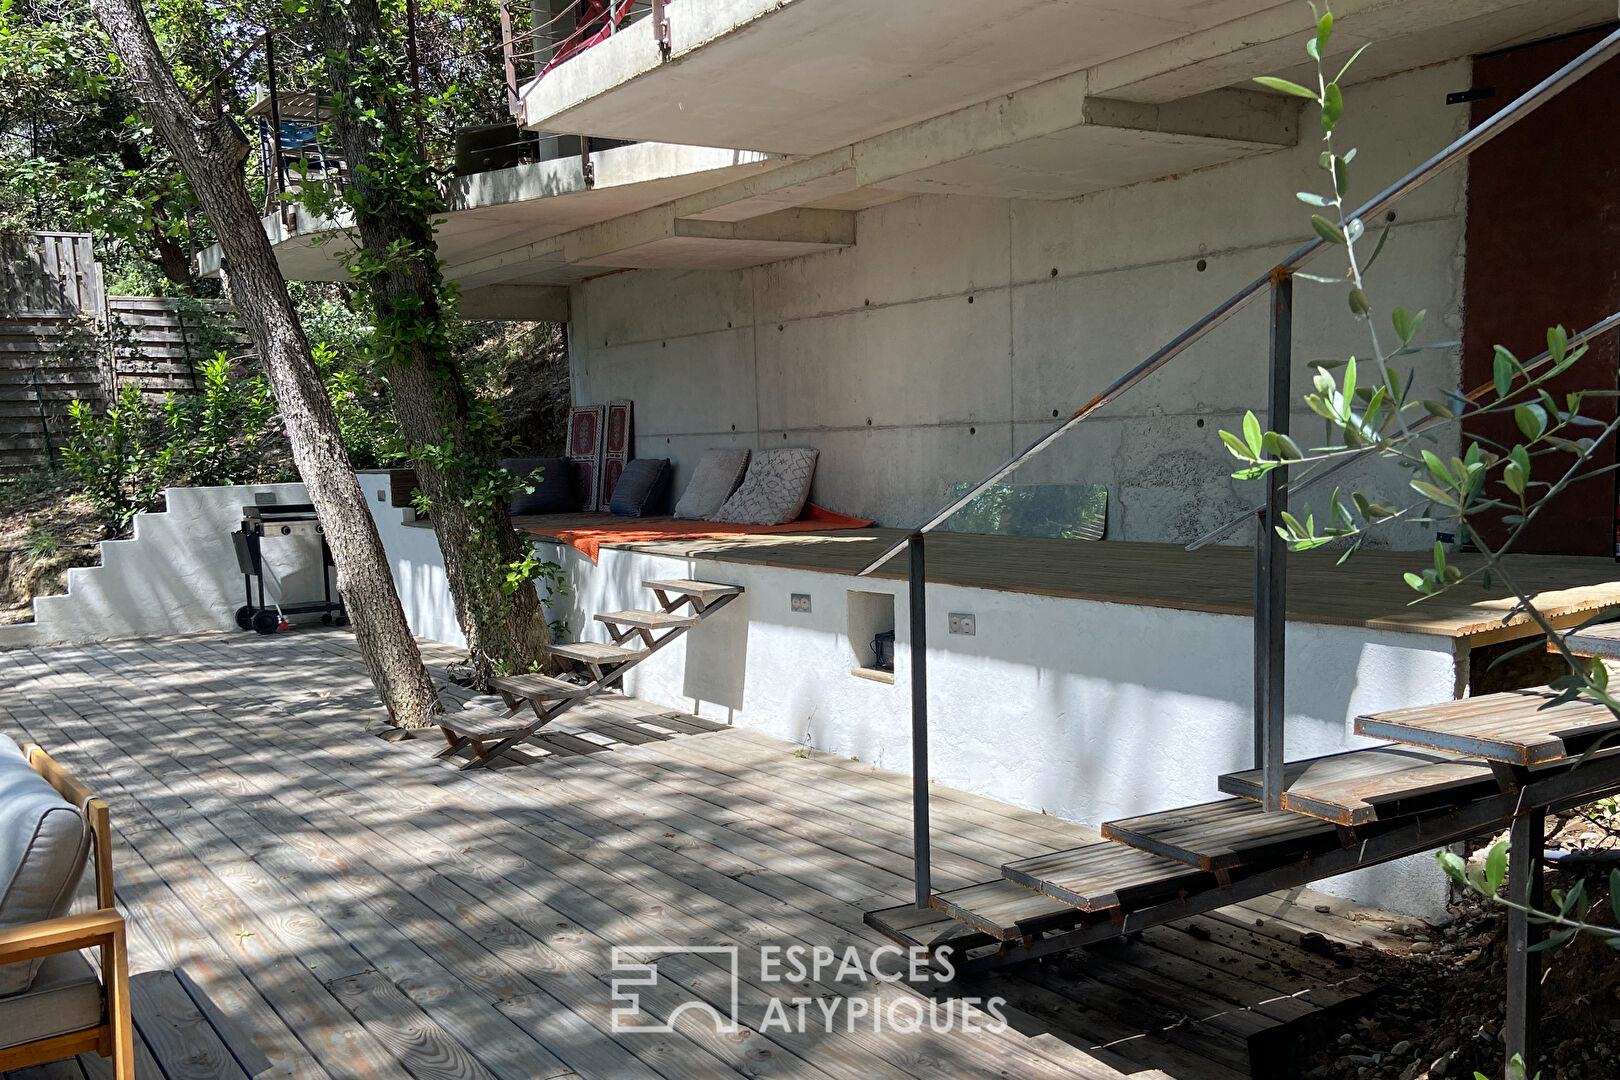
(1102, 798), (1344, 871)
(1219, 745), (1497, 825)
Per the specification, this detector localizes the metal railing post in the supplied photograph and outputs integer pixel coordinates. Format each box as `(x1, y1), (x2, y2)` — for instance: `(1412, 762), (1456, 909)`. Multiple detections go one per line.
(1255, 272), (1291, 810)
(652, 0), (671, 57)
(1505, 809), (1546, 1072)
(498, 0), (521, 115)
(909, 531), (932, 909)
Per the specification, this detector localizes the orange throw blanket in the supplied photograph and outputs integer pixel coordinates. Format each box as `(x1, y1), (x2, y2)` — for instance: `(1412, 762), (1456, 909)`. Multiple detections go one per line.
(516, 503), (875, 562)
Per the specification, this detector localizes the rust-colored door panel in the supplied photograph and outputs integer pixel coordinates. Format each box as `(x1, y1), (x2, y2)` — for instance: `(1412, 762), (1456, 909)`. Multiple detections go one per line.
(1461, 29), (1620, 557)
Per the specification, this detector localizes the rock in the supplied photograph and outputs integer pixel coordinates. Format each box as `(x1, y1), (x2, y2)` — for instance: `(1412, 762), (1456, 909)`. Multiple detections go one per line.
(1340, 1033), (1355, 1047)
(1391, 1041), (1413, 1056)
(1438, 1035), (1458, 1052)
(1316, 904), (1333, 913)
(1460, 1015), (1479, 1028)
(1398, 1062), (1423, 1080)
(1409, 942), (1436, 954)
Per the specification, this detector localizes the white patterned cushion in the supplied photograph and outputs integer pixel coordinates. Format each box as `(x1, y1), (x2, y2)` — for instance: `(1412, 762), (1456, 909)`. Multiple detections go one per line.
(708, 448), (818, 525)
(673, 449), (750, 520)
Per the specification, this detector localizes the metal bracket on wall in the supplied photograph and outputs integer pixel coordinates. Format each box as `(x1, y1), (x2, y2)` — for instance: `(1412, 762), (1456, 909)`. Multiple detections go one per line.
(581, 135), (595, 188)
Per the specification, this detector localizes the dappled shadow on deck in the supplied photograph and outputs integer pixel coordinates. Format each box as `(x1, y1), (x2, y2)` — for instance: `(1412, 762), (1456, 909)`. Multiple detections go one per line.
(0, 630), (1383, 1080)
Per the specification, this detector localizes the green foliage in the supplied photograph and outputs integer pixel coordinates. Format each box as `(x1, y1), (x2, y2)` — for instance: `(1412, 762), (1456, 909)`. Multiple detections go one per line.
(22, 526), (59, 559)
(1220, 3), (1620, 973)
(61, 384), (175, 533)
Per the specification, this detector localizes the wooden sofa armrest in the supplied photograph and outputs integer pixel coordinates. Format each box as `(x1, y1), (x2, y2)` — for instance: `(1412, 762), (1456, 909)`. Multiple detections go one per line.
(0, 908), (124, 966)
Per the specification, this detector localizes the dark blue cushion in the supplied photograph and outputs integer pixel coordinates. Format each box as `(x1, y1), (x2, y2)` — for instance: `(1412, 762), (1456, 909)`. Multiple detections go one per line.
(608, 458), (672, 517)
(503, 458), (576, 515)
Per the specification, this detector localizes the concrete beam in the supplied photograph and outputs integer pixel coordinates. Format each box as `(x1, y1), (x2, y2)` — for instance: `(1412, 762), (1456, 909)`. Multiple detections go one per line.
(673, 208), (855, 246)
(458, 284), (570, 322)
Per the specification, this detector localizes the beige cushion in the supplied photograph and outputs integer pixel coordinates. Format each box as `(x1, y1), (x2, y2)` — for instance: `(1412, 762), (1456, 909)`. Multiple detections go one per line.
(0, 950), (102, 1048)
(673, 448), (750, 520)
(708, 448), (818, 525)
(0, 733), (91, 996)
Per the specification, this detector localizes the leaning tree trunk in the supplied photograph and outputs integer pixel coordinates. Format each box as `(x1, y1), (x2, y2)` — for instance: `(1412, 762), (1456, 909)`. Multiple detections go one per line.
(319, 0), (553, 686)
(91, 0), (444, 727)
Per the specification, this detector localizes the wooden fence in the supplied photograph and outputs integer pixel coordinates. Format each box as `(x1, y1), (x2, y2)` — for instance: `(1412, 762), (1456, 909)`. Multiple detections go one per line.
(0, 233), (253, 473)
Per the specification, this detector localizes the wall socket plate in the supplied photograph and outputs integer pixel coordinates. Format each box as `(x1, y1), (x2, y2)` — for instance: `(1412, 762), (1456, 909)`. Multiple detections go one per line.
(791, 593), (812, 613)
(948, 612), (976, 635)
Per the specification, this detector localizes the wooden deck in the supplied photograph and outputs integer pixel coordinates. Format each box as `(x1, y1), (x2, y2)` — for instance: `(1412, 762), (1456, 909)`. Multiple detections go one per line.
(0, 631), (1400, 1080)
(615, 529), (1620, 640)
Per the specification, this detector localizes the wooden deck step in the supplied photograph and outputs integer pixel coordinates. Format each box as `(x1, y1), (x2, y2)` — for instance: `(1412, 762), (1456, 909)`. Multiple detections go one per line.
(489, 671), (589, 700)
(863, 900), (998, 952)
(545, 641), (646, 666)
(643, 578), (743, 604)
(437, 707), (531, 740)
(1002, 842), (1216, 912)
(1219, 746), (1495, 826)
(594, 608), (699, 631)
(1562, 622), (1620, 659)
(1355, 686), (1620, 765)
(930, 878), (1100, 941)
(1102, 799), (1344, 871)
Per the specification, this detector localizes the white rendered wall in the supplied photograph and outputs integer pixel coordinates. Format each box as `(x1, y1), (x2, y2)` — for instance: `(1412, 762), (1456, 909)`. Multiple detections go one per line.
(0, 483), (319, 648)
(568, 61), (1469, 547)
(549, 541), (1460, 919)
(357, 471), (467, 649)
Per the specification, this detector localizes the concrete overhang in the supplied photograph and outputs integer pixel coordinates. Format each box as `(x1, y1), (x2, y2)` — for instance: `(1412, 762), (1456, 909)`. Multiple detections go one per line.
(576, 207), (855, 269)
(518, 0), (1281, 154)
(196, 141), (779, 287)
(520, 0), (1617, 154)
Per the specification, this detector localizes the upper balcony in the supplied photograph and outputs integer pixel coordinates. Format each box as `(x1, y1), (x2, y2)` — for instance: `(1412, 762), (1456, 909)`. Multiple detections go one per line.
(520, 0), (1618, 156)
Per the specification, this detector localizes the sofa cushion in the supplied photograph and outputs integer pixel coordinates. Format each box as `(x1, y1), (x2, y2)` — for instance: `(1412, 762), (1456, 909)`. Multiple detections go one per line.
(607, 458), (673, 517)
(708, 448), (819, 526)
(503, 458), (576, 516)
(0, 950), (102, 1047)
(672, 449), (751, 520)
(0, 733), (90, 997)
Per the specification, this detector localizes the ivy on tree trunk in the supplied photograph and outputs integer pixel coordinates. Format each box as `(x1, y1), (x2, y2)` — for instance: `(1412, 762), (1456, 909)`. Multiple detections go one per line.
(91, 0), (444, 727)
(317, 0), (553, 687)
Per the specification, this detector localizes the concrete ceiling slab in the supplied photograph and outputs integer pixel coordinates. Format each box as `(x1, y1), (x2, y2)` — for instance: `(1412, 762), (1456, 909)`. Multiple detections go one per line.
(575, 234), (850, 270)
(519, 0), (1281, 154)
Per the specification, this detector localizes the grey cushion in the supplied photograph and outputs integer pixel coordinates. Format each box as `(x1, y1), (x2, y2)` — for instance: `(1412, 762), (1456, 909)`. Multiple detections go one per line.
(0, 733), (91, 997)
(503, 458), (577, 516)
(673, 449), (751, 520)
(608, 458), (673, 517)
(708, 448), (819, 525)
(0, 950), (102, 1047)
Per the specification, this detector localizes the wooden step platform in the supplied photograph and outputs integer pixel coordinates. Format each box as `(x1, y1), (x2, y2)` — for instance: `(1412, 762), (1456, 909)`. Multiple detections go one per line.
(643, 578), (743, 608)
(930, 878), (1101, 941)
(489, 671), (589, 700)
(864, 899), (999, 952)
(594, 608), (699, 631)
(1219, 746), (1496, 826)
(1103, 799), (1345, 871)
(546, 641), (646, 667)
(1002, 842), (1216, 912)
(436, 707), (531, 740)
(1562, 621), (1620, 659)
(1355, 687), (1620, 765)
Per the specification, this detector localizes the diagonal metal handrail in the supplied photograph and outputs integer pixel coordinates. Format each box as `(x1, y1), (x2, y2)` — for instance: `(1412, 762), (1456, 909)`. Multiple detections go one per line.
(1186, 308), (1620, 552)
(855, 24), (1620, 578)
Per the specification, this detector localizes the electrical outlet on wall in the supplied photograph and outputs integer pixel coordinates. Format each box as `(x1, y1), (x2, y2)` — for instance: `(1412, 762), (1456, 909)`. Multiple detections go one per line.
(948, 612), (976, 635)
(791, 593), (812, 613)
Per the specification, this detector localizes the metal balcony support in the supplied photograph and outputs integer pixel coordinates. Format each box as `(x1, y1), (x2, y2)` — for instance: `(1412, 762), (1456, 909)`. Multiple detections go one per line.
(498, 0), (521, 115)
(909, 531), (931, 909)
(652, 0), (671, 58)
(1254, 272), (1291, 810)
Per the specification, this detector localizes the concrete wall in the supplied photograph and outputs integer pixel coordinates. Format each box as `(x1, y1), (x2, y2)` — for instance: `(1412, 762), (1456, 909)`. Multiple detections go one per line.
(568, 61), (1469, 546)
(0, 483), (320, 648)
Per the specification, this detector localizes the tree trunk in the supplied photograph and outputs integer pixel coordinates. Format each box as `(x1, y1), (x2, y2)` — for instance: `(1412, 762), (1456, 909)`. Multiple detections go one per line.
(319, 0), (553, 686)
(91, 0), (444, 727)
